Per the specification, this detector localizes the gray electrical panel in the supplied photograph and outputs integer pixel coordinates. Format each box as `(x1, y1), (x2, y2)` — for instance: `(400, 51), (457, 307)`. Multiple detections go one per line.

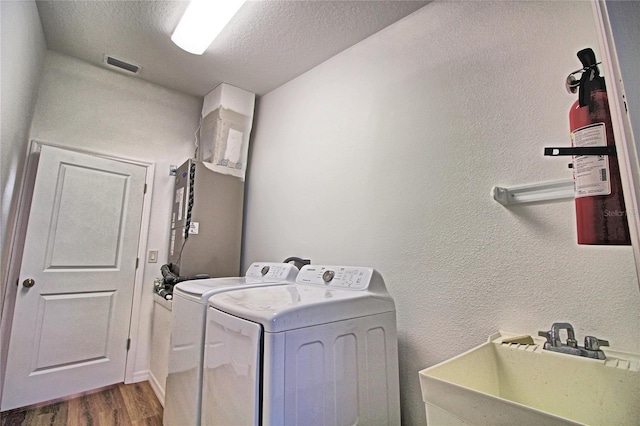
(168, 159), (244, 278)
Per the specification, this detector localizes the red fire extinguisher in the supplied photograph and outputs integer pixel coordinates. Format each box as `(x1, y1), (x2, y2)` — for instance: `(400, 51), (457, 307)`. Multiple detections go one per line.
(568, 48), (630, 245)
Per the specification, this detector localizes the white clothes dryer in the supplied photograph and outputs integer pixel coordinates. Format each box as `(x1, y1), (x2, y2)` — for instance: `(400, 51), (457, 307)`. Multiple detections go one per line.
(163, 262), (299, 426)
(202, 265), (400, 426)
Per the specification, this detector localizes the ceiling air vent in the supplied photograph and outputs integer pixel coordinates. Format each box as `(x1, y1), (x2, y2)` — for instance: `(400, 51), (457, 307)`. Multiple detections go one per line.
(103, 54), (142, 75)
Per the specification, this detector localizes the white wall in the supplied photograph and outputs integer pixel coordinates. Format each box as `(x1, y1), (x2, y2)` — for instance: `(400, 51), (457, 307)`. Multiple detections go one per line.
(28, 51), (201, 379)
(0, 1), (46, 267)
(243, 2), (640, 424)
(0, 0), (47, 403)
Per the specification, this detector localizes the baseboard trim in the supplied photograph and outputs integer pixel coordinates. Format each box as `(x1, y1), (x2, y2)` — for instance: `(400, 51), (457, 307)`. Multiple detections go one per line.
(127, 369), (149, 384)
(148, 371), (165, 407)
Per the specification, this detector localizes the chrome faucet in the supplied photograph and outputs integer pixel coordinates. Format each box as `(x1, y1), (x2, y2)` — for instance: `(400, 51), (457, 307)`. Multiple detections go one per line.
(538, 322), (609, 360)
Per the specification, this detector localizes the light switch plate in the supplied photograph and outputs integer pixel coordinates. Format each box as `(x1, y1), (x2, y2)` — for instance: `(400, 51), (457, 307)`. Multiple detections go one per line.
(148, 250), (158, 263)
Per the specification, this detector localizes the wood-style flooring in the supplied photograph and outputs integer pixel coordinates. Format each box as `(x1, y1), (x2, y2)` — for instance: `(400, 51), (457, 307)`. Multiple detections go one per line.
(0, 381), (162, 426)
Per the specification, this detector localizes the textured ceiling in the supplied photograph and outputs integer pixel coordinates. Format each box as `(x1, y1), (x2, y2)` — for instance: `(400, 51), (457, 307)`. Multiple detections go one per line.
(36, 0), (428, 97)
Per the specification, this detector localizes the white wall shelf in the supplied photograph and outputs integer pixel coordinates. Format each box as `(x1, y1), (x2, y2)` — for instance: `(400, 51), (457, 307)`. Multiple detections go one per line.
(492, 179), (574, 206)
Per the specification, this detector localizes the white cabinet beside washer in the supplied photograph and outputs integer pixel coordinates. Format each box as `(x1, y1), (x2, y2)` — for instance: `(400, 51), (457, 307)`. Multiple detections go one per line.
(150, 293), (172, 406)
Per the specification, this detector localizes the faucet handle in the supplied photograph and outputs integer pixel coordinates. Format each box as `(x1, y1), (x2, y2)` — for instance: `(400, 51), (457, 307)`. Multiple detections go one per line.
(538, 330), (551, 340)
(538, 330), (553, 348)
(584, 336), (609, 351)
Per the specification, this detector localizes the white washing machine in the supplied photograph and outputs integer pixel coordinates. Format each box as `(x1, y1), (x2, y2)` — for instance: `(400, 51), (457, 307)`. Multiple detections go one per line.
(163, 262), (299, 426)
(202, 265), (400, 425)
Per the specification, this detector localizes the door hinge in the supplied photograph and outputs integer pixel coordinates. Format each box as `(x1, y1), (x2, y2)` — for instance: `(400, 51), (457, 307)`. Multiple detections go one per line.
(136, 257), (139, 268)
(144, 183), (147, 194)
(127, 338), (131, 351)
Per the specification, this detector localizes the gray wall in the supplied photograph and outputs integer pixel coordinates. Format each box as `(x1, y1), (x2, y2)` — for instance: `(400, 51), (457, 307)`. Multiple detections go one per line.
(243, 2), (640, 424)
(0, 0), (47, 403)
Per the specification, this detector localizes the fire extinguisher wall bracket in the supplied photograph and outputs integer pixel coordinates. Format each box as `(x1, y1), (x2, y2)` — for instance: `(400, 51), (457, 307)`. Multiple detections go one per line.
(544, 146), (617, 156)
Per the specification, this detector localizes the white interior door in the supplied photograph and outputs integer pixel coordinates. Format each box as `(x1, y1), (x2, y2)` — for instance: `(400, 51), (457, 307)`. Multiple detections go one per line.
(1, 144), (147, 411)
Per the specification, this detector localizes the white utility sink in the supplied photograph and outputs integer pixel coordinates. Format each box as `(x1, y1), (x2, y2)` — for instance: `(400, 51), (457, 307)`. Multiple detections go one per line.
(419, 331), (640, 425)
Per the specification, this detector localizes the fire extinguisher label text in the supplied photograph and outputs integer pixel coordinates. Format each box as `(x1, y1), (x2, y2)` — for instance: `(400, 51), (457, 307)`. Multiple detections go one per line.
(571, 123), (612, 198)
(604, 209), (626, 217)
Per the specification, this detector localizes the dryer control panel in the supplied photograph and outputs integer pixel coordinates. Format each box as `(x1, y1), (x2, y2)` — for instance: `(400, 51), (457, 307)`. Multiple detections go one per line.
(245, 262), (299, 281)
(296, 265), (373, 290)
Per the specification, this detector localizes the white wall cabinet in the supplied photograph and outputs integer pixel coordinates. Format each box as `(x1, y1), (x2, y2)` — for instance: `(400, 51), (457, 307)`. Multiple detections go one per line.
(149, 294), (172, 406)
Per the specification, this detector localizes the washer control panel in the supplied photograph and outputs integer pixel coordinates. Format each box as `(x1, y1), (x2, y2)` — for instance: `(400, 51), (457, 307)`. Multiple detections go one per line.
(297, 266), (373, 290)
(246, 262), (298, 280)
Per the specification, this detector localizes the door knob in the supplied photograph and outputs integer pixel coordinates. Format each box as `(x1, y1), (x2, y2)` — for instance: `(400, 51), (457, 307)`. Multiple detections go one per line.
(23, 278), (35, 288)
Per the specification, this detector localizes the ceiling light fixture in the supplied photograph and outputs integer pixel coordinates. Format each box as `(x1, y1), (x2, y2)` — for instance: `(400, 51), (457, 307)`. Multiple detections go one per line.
(171, 0), (246, 55)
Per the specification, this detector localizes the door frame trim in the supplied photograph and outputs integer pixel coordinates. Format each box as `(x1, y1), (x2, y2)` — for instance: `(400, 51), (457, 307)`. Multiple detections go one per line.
(592, 1), (640, 289)
(1, 140), (155, 397)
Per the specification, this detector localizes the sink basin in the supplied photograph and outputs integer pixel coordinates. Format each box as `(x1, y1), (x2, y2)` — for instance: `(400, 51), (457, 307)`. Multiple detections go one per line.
(419, 332), (640, 425)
